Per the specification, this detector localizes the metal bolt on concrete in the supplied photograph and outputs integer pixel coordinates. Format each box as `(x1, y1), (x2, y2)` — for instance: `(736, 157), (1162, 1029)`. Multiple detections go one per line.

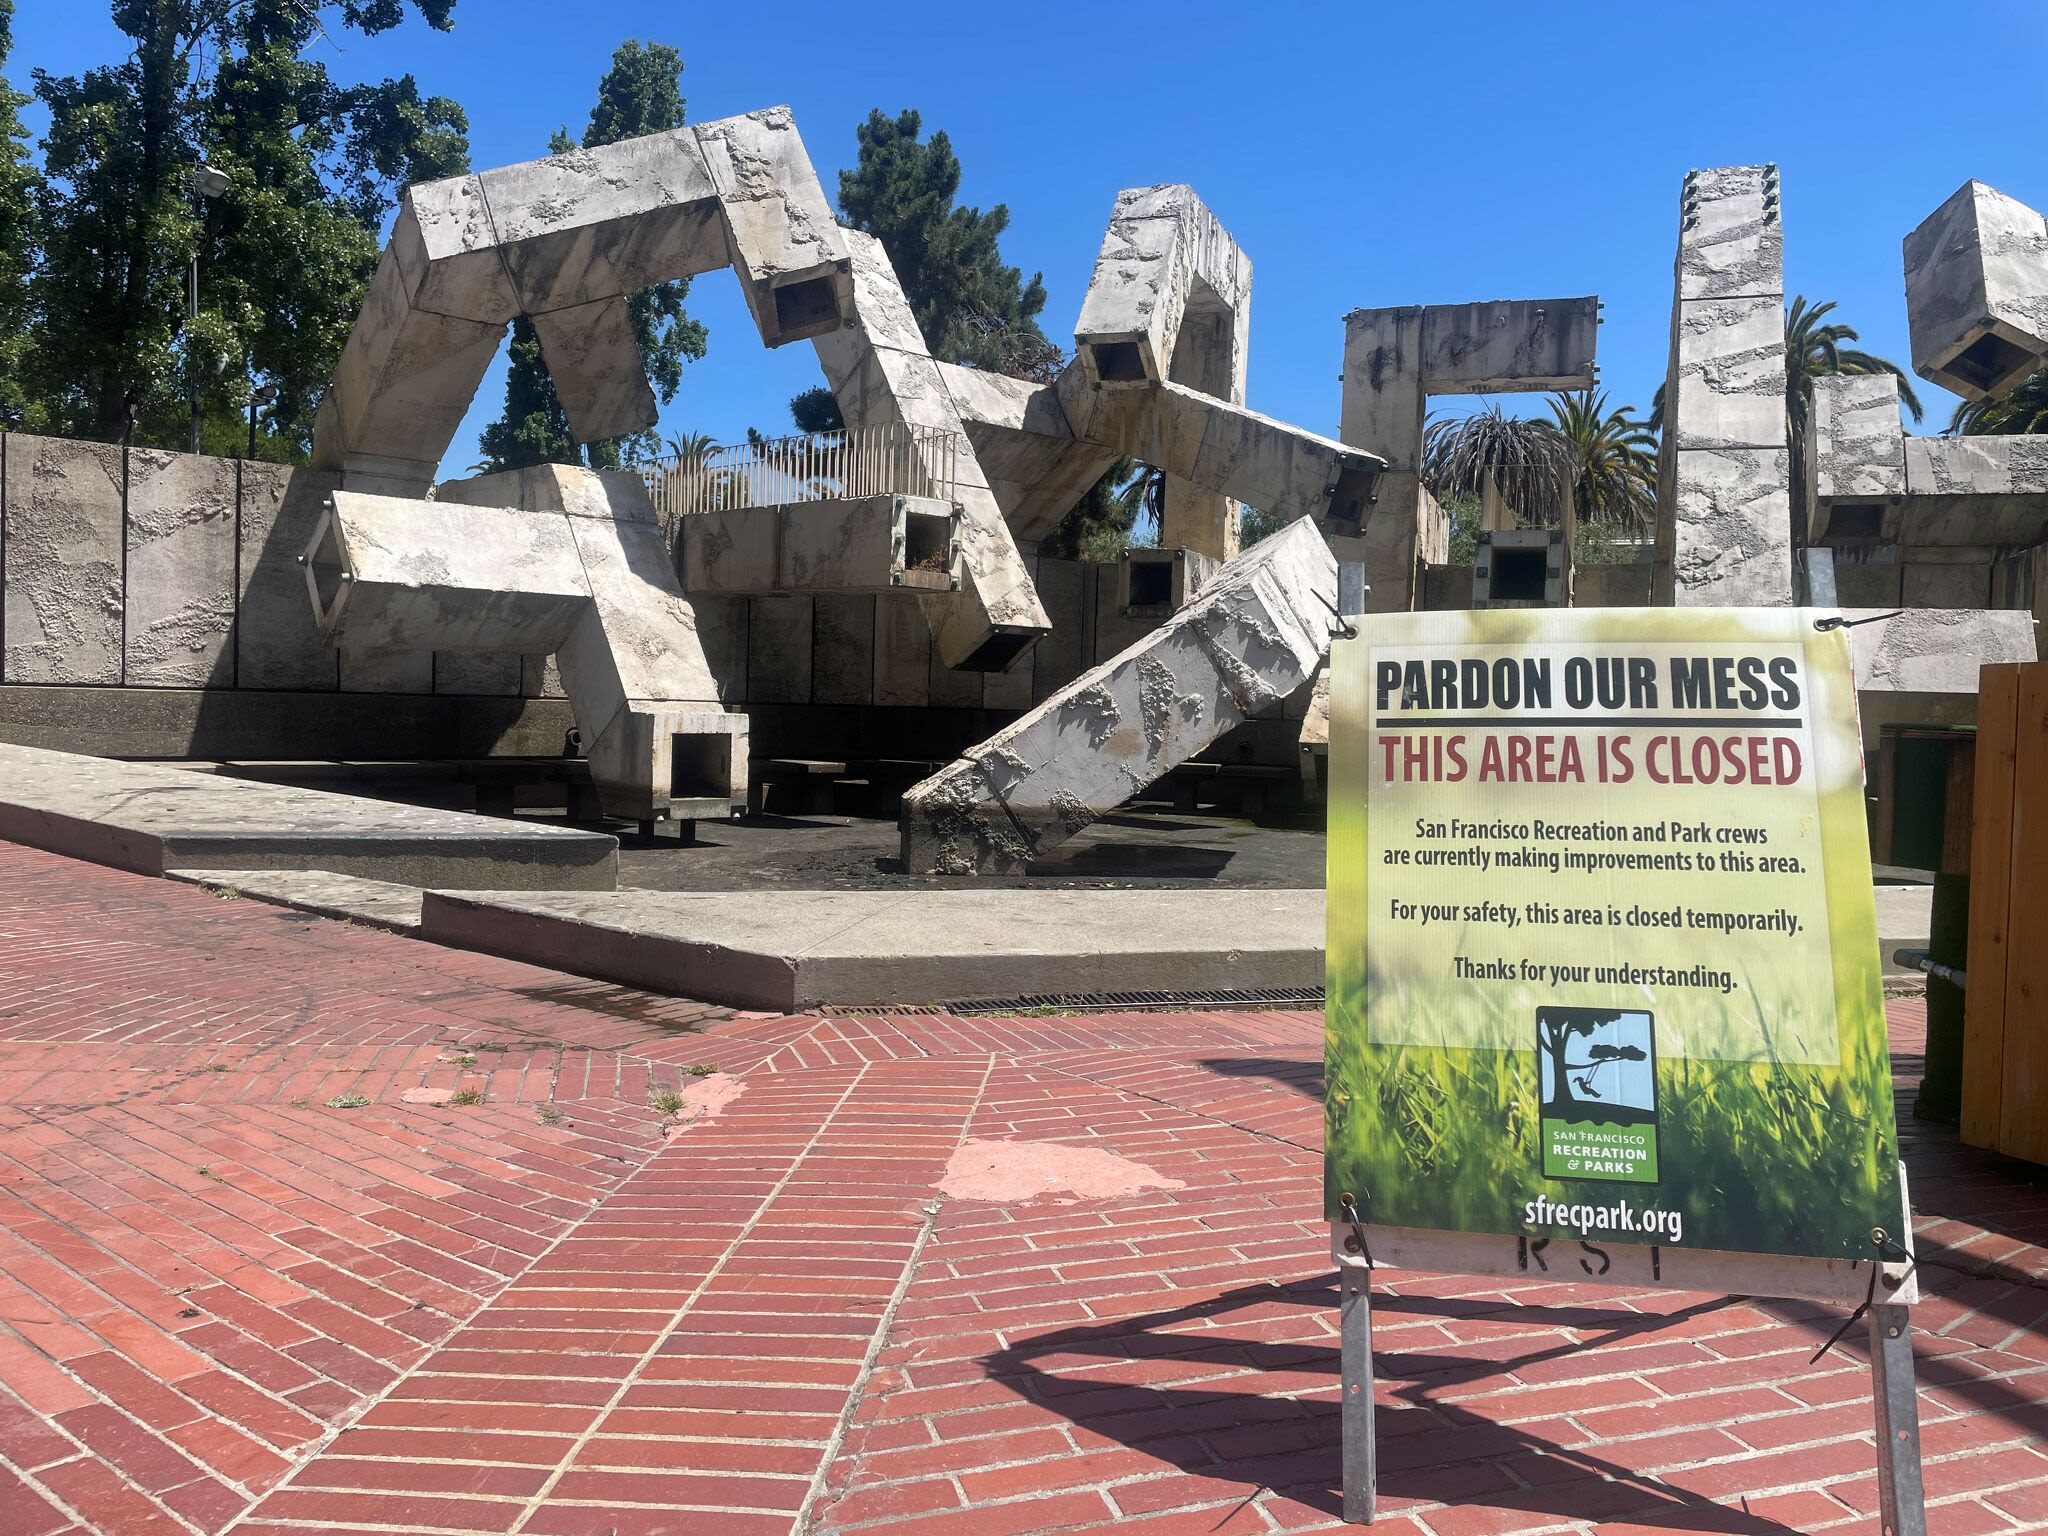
(0, 842), (2043, 1535)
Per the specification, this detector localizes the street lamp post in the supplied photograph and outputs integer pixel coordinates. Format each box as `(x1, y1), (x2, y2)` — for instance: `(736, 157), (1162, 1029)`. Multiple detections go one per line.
(187, 162), (231, 456)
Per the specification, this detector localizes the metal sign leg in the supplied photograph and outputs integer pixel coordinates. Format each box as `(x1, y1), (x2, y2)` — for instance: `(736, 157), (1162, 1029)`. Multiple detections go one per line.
(1869, 1302), (1927, 1536)
(1340, 1265), (1376, 1523)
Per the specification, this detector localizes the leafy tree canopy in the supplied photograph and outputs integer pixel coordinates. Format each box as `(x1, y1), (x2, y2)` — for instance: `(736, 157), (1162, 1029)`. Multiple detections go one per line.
(21, 0), (467, 455)
(0, 0), (36, 429)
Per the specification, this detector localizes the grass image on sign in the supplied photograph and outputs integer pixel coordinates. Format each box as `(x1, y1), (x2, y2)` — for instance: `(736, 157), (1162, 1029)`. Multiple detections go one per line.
(1537, 1007), (1658, 1184)
(1324, 607), (1901, 1263)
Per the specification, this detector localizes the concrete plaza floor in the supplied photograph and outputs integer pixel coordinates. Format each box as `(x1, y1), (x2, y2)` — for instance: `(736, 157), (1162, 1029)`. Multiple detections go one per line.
(0, 840), (2042, 1536)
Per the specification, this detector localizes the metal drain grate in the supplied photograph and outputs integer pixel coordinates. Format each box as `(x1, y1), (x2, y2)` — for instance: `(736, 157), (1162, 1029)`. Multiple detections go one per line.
(833, 984), (1325, 1017)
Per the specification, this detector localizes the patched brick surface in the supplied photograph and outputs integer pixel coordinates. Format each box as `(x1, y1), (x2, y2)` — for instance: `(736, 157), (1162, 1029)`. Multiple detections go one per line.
(0, 843), (2043, 1534)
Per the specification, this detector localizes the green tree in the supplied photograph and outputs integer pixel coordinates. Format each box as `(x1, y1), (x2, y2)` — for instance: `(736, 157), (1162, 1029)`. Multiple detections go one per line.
(1951, 368), (2048, 435)
(478, 41), (706, 473)
(21, 0), (463, 451)
(789, 106), (1052, 434)
(0, 0), (35, 429)
(1547, 388), (1658, 536)
(1420, 404), (1578, 527)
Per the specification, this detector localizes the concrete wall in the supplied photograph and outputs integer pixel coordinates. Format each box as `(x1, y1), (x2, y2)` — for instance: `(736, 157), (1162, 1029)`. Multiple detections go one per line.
(0, 432), (1305, 771)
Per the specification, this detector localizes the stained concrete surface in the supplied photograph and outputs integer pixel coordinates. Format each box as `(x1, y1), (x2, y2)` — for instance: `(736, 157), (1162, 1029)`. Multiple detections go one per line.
(612, 809), (1325, 892)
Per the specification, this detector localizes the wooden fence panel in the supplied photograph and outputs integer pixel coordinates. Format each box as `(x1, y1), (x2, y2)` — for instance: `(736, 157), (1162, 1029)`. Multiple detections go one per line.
(1962, 665), (2020, 1149)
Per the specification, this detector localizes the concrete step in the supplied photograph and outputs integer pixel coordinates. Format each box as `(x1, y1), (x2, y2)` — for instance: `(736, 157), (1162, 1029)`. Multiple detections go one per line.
(0, 744), (616, 889)
(420, 886), (1324, 1012)
(169, 868), (425, 933)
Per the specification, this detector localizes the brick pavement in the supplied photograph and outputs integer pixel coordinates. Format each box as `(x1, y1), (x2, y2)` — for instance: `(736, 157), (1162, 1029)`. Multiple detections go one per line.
(0, 841), (2043, 1534)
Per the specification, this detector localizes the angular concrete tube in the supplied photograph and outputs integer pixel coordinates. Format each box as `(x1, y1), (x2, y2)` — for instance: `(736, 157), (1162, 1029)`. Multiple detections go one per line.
(900, 517), (1337, 875)
(936, 364), (1385, 546)
(306, 465), (748, 823)
(1904, 180), (2048, 402)
(312, 106), (855, 495)
(681, 494), (961, 597)
(1073, 184), (1253, 559)
(813, 229), (1051, 670)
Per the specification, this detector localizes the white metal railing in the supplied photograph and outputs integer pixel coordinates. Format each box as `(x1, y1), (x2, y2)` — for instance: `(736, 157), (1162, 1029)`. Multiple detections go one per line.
(645, 422), (962, 532)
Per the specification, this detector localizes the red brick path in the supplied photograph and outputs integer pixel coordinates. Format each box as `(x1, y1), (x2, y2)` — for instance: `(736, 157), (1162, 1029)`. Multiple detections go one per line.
(0, 842), (2044, 1535)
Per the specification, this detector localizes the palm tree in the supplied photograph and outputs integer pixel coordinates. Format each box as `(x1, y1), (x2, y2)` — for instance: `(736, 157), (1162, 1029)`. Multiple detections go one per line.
(1547, 390), (1658, 537)
(1950, 368), (2048, 435)
(1420, 405), (1577, 528)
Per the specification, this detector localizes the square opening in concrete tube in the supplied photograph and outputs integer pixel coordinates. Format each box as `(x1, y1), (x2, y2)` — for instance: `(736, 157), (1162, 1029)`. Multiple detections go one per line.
(1126, 558), (1176, 610)
(1327, 463), (1380, 530)
(1088, 340), (1149, 382)
(772, 276), (841, 339)
(899, 503), (956, 580)
(1825, 503), (1887, 541)
(670, 732), (734, 801)
(1487, 546), (1549, 603)
(1943, 329), (2036, 395)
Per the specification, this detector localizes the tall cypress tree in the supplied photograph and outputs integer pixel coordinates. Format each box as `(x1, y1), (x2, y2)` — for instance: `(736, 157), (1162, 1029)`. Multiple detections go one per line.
(477, 41), (706, 473)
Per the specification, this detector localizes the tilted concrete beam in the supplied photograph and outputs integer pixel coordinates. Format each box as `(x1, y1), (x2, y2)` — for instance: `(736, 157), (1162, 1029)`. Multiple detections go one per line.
(812, 229), (1051, 671)
(306, 466), (747, 823)
(900, 517), (1335, 875)
(935, 362), (1384, 547)
(1904, 180), (2048, 402)
(313, 107), (854, 495)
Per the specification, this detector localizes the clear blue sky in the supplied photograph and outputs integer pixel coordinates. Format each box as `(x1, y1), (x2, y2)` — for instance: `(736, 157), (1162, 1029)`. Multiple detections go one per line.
(13, 0), (2047, 475)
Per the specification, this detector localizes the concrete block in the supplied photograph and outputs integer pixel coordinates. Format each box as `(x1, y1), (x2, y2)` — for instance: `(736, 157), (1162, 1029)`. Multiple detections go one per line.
(747, 594), (813, 704)
(1845, 607), (2036, 692)
(530, 296), (659, 445)
(308, 490), (592, 654)
(812, 594), (875, 706)
(1414, 297), (1599, 394)
(341, 647), (434, 694)
(1904, 180), (2048, 401)
(692, 594), (749, 703)
(694, 107), (853, 348)
(420, 886), (1324, 1011)
(1074, 184), (1249, 389)
(311, 247), (506, 490)
(874, 594), (932, 707)
(393, 178), (518, 324)
(902, 517), (1334, 874)
(1832, 550), (1901, 608)
(2, 434), (125, 684)
(123, 448), (237, 687)
(1669, 295), (1787, 450)
(1340, 307), (1428, 471)
(237, 462), (340, 691)
(477, 131), (726, 316)
(1658, 164), (1792, 607)
(682, 494), (958, 597)
(1677, 164), (1783, 301)
(1900, 560), (1990, 609)
(1028, 556), (1090, 704)
(1668, 447), (1795, 606)
(1808, 374), (1906, 532)
(436, 653), (522, 696)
